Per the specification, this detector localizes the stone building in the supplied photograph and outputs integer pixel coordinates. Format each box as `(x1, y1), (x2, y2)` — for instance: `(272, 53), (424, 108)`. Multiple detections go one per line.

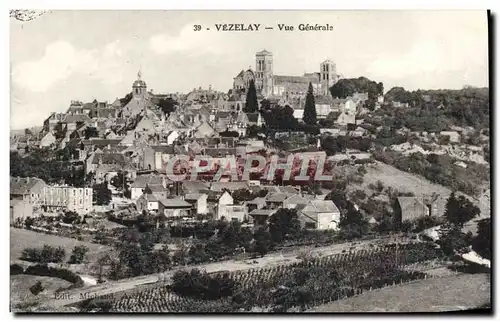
(233, 50), (340, 98)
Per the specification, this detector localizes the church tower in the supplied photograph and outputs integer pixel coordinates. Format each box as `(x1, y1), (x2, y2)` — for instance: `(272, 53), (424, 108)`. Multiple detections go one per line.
(255, 49), (273, 97)
(320, 59), (338, 95)
(132, 70), (147, 100)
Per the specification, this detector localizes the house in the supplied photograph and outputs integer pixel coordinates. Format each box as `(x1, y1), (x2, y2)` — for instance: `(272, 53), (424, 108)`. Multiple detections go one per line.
(130, 175), (167, 200)
(210, 182), (249, 193)
(350, 126), (367, 137)
(193, 122), (217, 139)
(62, 114), (92, 132)
(298, 200), (341, 230)
(207, 191), (234, 220)
(315, 95), (334, 119)
(184, 193), (209, 215)
(225, 205), (247, 222)
(10, 177), (47, 205)
(136, 193), (161, 213)
(439, 131), (461, 143)
(394, 197), (430, 223)
(265, 193), (289, 209)
(143, 145), (175, 171)
(39, 132), (57, 148)
(10, 200), (34, 223)
(42, 186), (93, 214)
(86, 151), (128, 174)
(182, 181), (210, 194)
(246, 113), (263, 127)
(283, 194), (309, 209)
(335, 110), (357, 126)
(249, 209), (277, 226)
(158, 198), (193, 218)
(165, 131), (180, 145)
(245, 197), (267, 213)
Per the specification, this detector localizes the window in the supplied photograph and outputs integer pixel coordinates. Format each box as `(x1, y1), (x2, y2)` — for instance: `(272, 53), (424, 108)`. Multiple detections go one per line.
(305, 222), (316, 229)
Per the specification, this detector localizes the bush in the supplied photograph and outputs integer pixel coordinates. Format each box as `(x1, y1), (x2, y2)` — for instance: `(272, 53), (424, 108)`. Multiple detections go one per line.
(21, 244), (66, 263)
(24, 264), (84, 287)
(29, 281), (44, 295)
(10, 263), (25, 275)
(172, 269), (237, 300)
(68, 245), (89, 264)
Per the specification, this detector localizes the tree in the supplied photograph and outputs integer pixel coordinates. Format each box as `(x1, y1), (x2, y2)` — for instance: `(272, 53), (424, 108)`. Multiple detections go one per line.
(438, 223), (472, 257)
(119, 92), (133, 107)
(69, 245), (89, 264)
(339, 201), (368, 240)
(25, 216), (34, 229)
(61, 210), (79, 224)
(268, 209), (302, 243)
(83, 127), (99, 140)
(303, 82), (317, 125)
(158, 97), (178, 117)
(93, 182), (112, 205)
(244, 79), (258, 113)
(53, 122), (67, 140)
(29, 281), (44, 295)
(110, 171), (129, 193)
(219, 130), (240, 138)
(444, 192), (480, 227)
(472, 218), (491, 260)
(253, 226), (271, 257)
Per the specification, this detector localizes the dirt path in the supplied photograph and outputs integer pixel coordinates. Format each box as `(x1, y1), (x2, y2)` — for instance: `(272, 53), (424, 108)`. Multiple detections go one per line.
(42, 236), (409, 309)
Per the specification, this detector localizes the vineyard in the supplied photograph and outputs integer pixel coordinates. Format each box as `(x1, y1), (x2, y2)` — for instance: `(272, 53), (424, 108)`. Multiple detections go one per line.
(94, 242), (445, 312)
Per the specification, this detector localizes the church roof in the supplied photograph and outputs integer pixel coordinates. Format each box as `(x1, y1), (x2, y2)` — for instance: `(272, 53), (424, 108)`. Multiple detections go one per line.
(257, 49), (272, 55)
(235, 70), (244, 78)
(133, 79), (147, 87)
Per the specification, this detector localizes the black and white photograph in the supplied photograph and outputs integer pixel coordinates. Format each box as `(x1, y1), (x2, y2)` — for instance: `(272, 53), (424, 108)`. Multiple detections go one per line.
(9, 9), (491, 313)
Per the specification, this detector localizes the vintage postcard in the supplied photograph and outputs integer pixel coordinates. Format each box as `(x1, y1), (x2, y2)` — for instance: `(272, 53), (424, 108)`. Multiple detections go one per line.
(9, 10), (491, 313)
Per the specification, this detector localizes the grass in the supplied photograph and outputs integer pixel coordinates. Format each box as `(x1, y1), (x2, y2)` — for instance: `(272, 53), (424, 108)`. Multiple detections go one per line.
(10, 274), (72, 310)
(308, 273), (490, 312)
(10, 227), (113, 263)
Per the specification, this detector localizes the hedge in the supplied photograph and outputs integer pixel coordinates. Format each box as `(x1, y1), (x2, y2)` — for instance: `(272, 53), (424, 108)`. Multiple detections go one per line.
(10, 263), (25, 275)
(23, 264), (84, 287)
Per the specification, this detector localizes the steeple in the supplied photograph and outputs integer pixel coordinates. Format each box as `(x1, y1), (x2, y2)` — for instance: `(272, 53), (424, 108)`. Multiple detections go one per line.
(132, 70), (147, 100)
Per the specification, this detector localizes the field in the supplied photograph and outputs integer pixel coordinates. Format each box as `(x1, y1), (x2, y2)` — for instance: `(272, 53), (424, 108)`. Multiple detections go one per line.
(10, 227), (113, 263)
(10, 274), (72, 310)
(100, 243), (443, 312)
(355, 161), (490, 220)
(308, 273), (490, 312)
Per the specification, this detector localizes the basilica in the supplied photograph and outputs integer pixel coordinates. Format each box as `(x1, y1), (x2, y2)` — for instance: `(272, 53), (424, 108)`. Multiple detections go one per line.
(232, 49), (340, 99)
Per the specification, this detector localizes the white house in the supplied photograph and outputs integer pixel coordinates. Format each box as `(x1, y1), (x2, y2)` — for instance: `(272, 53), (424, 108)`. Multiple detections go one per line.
(165, 131), (180, 145)
(213, 191), (234, 220)
(184, 193), (208, 215)
(39, 132), (56, 148)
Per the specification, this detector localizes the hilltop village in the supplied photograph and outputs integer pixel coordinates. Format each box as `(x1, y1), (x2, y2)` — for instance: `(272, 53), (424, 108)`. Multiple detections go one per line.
(10, 50), (491, 313)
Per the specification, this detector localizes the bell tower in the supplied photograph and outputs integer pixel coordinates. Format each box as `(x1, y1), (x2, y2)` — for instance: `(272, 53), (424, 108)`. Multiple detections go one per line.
(132, 70), (147, 100)
(255, 49), (273, 97)
(320, 59), (338, 95)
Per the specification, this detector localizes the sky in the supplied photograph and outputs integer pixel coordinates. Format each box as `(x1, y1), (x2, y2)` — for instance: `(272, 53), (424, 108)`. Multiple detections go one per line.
(10, 10), (489, 129)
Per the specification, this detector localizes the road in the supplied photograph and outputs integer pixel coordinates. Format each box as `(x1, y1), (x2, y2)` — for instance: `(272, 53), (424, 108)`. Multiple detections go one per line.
(43, 235), (411, 309)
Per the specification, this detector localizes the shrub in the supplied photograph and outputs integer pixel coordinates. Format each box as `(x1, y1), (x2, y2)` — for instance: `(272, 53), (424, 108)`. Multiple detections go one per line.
(172, 269), (237, 300)
(10, 263), (25, 275)
(22, 244), (66, 263)
(24, 264), (84, 286)
(29, 281), (44, 296)
(68, 245), (89, 264)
